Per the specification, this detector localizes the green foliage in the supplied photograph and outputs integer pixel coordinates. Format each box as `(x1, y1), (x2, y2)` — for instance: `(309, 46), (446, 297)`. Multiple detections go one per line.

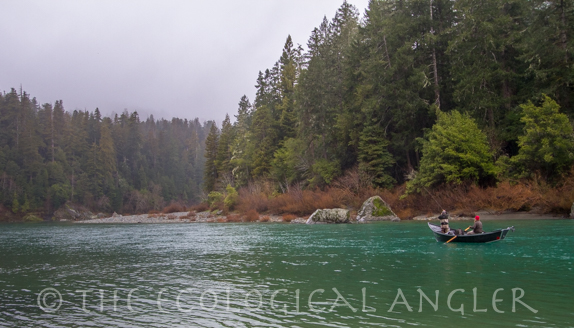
(271, 138), (304, 190)
(309, 159), (341, 187)
(11, 192), (20, 213)
(358, 123), (396, 188)
(49, 183), (71, 209)
(407, 110), (496, 193)
(223, 185), (238, 209)
(511, 96), (574, 180)
(0, 88), (210, 216)
(203, 122), (219, 192)
(207, 191), (224, 207)
(216, 114), (234, 186)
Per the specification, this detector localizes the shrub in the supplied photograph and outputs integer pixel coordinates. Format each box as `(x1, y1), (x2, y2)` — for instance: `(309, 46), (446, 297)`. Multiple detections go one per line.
(243, 209), (259, 222)
(207, 192), (224, 206)
(260, 215), (270, 222)
(162, 202), (184, 214)
(268, 187), (342, 215)
(282, 214), (296, 222)
(224, 185), (239, 209)
(226, 214), (241, 222)
(511, 95), (574, 182)
(237, 190), (269, 213)
(406, 110), (496, 194)
(189, 203), (209, 212)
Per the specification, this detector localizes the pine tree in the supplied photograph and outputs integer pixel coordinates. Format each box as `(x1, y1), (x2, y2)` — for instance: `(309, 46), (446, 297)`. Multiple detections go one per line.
(358, 122), (396, 188)
(230, 96), (253, 187)
(248, 105), (276, 178)
(448, 0), (526, 132)
(277, 35), (298, 141)
(99, 120), (117, 193)
(203, 122), (219, 192)
(216, 114), (234, 187)
(520, 0), (574, 113)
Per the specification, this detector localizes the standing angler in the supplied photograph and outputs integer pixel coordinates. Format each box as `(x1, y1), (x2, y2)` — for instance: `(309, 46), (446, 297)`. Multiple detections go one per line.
(438, 210), (450, 234)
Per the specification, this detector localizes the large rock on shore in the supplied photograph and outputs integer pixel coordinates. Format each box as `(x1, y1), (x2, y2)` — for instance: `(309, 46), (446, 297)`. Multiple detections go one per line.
(570, 202), (574, 218)
(357, 196), (400, 222)
(53, 204), (97, 221)
(306, 209), (350, 224)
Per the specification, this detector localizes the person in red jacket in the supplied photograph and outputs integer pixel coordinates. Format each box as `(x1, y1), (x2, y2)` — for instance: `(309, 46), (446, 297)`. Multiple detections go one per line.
(467, 215), (483, 235)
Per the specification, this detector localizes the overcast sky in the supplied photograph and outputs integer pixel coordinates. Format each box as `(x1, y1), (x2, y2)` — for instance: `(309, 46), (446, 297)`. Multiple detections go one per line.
(0, 0), (369, 124)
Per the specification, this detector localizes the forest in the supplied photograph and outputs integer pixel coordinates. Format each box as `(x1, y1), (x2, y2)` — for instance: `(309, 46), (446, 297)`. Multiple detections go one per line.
(0, 88), (211, 219)
(204, 0), (574, 217)
(2, 0), (573, 220)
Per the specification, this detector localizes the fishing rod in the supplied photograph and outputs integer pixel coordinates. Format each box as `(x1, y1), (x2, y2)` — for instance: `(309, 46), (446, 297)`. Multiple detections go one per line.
(423, 186), (443, 211)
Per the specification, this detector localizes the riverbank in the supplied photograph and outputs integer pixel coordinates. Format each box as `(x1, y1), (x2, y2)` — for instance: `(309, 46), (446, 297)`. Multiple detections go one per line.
(73, 210), (568, 224)
(75, 211), (308, 224)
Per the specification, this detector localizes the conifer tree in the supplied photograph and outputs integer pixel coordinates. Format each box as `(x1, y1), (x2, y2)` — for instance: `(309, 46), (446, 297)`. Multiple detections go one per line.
(216, 114), (234, 187)
(230, 96), (253, 187)
(204, 122), (219, 192)
(358, 122), (396, 188)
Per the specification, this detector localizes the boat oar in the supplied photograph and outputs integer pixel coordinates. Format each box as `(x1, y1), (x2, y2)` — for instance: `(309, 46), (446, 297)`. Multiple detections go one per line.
(445, 235), (457, 243)
(464, 226), (472, 232)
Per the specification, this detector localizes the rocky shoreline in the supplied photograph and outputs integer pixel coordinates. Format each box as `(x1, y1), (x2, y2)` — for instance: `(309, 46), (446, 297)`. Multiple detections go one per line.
(74, 210), (567, 224)
(75, 211), (308, 224)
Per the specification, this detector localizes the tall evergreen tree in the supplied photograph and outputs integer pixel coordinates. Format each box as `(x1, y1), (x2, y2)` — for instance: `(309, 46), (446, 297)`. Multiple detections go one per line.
(204, 122), (219, 192)
(216, 114), (234, 187)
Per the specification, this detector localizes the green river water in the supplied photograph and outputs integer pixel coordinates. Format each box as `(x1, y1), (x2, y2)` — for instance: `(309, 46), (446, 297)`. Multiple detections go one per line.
(0, 219), (572, 327)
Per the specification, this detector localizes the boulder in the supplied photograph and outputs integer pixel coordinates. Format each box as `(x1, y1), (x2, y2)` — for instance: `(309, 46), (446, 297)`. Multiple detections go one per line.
(570, 202), (574, 218)
(306, 209), (350, 224)
(357, 196), (400, 222)
(112, 212), (122, 218)
(52, 207), (75, 221)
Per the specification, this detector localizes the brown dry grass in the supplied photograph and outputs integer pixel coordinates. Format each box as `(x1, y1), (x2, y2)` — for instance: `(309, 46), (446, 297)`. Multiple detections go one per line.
(260, 215), (270, 222)
(243, 209), (259, 222)
(282, 214), (297, 222)
(234, 179), (574, 219)
(189, 203), (209, 212)
(231, 167), (574, 219)
(180, 211), (196, 220)
(237, 191), (268, 213)
(226, 214), (242, 222)
(162, 202), (185, 214)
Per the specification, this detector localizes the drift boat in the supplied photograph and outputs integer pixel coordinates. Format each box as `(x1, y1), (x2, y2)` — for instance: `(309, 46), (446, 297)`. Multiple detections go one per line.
(428, 222), (515, 243)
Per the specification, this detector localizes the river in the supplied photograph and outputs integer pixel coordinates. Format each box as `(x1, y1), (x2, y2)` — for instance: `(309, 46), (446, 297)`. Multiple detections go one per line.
(0, 219), (572, 327)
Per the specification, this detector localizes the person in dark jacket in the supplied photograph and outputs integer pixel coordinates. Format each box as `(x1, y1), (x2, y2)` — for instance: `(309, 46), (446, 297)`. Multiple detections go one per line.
(467, 216), (483, 235)
(438, 209), (450, 234)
